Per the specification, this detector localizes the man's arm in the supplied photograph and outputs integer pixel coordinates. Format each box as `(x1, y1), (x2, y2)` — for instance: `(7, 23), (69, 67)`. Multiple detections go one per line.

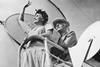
(18, 1), (32, 33)
(62, 31), (77, 49)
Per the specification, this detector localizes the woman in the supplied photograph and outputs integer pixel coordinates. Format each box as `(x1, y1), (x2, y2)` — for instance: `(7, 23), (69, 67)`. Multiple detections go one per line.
(18, 1), (52, 67)
(50, 19), (77, 66)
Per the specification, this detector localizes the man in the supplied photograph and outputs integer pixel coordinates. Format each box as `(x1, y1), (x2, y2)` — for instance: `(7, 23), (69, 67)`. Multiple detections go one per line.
(50, 19), (77, 66)
(18, 1), (52, 67)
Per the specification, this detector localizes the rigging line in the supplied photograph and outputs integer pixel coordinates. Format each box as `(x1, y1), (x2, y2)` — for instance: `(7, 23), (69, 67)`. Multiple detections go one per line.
(7, 32), (21, 46)
(0, 23), (20, 50)
(3, 23), (21, 46)
(48, 0), (66, 20)
(7, 32), (19, 50)
(47, 49), (73, 66)
(83, 38), (94, 62)
(71, 0), (94, 23)
(81, 38), (94, 67)
(0, 21), (19, 50)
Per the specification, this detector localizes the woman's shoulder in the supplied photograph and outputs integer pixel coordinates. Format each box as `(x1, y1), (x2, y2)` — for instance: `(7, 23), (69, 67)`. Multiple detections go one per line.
(64, 31), (77, 41)
(67, 31), (76, 37)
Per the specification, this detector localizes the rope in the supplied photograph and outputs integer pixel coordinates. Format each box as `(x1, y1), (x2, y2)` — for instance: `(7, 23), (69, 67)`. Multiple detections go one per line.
(47, 50), (73, 66)
(48, 0), (66, 20)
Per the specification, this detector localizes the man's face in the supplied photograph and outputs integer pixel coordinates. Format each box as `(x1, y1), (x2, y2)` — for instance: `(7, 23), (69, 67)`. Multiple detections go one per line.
(55, 23), (64, 31)
(34, 13), (43, 24)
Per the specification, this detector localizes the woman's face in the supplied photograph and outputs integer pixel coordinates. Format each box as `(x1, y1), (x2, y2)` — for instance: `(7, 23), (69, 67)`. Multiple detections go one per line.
(34, 13), (43, 24)
(55, 23), (64, 31)
(55, 23), (68, 32)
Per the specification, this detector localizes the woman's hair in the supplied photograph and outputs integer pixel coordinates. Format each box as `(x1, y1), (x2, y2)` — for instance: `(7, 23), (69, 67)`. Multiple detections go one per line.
(53, 19), (70, 28)
(35, 9), (48, 25)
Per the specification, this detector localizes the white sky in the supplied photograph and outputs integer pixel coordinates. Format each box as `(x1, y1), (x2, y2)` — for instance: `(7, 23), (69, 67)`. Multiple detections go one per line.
(0, 0), (100, 38)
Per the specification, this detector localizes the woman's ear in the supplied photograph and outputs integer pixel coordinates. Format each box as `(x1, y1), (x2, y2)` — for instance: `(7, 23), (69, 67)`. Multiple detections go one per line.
(42, 18), (44, 21)
(40, 18), (44, 23)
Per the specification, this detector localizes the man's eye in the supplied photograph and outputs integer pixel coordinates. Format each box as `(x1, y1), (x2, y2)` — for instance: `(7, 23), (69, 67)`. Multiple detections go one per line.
(57, 25), (59, 27)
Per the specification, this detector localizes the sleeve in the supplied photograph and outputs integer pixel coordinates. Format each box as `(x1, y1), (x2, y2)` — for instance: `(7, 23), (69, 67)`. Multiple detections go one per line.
(18, 20), (31, 34)
(62, 31), (77, 49)
(41, 24), (53, 38)
(45, 24), (54, 33)
(45, 24), (60, 43)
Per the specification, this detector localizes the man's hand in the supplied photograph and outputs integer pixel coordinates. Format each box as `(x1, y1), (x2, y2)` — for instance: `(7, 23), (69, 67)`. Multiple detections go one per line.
(24, 0), (32, 8)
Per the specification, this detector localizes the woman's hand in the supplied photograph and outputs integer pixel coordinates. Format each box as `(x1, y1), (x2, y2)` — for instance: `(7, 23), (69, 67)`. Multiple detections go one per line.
(24, 0), (32, 8)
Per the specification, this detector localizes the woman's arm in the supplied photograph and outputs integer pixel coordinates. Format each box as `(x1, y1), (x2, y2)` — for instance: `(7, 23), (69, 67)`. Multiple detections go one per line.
(18, 1), (32, 33)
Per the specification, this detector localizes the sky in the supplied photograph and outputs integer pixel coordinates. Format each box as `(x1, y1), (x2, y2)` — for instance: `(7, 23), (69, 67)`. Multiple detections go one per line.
(0, 0), (100, 38)
(0, 0), (100, 67)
